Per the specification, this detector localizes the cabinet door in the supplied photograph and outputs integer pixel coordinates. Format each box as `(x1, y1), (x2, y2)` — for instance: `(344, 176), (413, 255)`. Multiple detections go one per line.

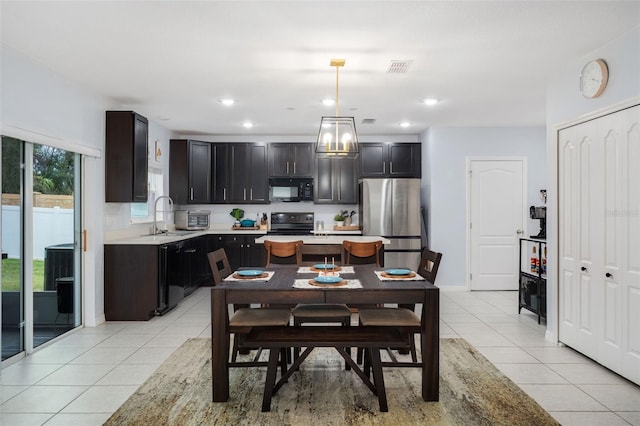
(335, 158), (358, 203)
(389, 143), (421, 177)
(132, 114), (149, 201)
(268, 143), (291, 177)
(229, 144), (249, 202)
(211, 143), (229, 203)
(248, 143), (269, 202)
(245, 235), (266, 268)
(360, 143), (386, 177)
(222, 235), (245, 271)
(315, 157), (334, 203)
(106, 111), (148, 202)
(291, 143), (313, 177)
(189, 141), (211, 203)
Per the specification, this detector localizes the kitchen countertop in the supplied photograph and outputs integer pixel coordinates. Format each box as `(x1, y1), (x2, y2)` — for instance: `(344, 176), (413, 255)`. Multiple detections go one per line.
(104, 225), (370, 245)
(255, 235), (390, 245)
(104, 225), (268, 245)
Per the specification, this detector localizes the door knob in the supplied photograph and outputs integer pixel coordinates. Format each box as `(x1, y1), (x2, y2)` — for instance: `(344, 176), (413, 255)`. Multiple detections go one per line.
(516, 229), (523, 234)
(581, 266), (588, 272)
(606, 272), (612, 278)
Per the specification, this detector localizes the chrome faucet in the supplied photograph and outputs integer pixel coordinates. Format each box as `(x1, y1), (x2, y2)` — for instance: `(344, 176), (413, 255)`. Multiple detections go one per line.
(153, 195), (174, 234)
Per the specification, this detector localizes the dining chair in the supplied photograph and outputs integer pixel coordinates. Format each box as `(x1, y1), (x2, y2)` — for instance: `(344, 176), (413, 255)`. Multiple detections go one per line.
(357, 248), (442, 366)
(208, 248), (291, 370)
(343, 240), (383, 267)
(264, 240), (303, 267)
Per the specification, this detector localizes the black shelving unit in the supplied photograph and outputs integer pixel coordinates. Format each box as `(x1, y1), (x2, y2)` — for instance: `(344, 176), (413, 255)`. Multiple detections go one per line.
(518, 238), (547, 324)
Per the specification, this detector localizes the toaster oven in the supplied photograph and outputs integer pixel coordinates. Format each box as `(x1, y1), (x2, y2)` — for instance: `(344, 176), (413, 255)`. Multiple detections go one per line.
(175, 210), (210, 230)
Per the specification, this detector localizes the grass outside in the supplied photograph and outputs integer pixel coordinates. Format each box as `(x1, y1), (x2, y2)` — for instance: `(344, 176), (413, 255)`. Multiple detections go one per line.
(1, 259), (45, 291)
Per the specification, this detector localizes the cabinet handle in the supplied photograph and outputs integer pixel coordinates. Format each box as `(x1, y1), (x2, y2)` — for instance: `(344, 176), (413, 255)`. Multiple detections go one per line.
(184, 249), (196, 253)
(390, 161), (393, 173)
(581, 266), (588, 272)
(383, 162), (386, 174)
(243, 188), (247, 200)
(606, 272), (613, 278)
(190, 187), (194, 200)
(286, 162), (290, 174)
(223, 188), (226, 201)
(250, 188), (253, 200)
(293, 162), (296, 174)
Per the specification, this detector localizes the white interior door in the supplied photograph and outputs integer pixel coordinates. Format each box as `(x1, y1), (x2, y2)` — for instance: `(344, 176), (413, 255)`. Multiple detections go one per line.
(469, 159), (526, 290)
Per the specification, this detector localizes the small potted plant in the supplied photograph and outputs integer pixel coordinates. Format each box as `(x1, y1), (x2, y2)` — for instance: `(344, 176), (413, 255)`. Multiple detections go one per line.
(334, 211), (346, 227)
(230, 208), (244, 227)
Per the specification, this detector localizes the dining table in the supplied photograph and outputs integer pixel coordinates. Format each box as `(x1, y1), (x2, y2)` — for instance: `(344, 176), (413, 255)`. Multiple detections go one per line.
(210, 263), (440, 404)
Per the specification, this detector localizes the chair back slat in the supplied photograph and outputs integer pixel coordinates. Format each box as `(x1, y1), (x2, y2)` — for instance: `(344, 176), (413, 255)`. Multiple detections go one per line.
(264, 240), (303, 267)
(342, 240), (383, 267)
(417, 249), (442, 284)
(208, 248), (232, 285)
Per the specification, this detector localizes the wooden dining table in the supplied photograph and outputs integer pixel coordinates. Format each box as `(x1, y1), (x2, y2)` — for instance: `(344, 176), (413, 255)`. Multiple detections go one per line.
(210, 263), (440, 403)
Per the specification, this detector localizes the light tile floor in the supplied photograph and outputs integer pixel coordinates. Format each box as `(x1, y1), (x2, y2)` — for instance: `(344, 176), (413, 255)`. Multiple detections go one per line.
(1, 288), (639, 425)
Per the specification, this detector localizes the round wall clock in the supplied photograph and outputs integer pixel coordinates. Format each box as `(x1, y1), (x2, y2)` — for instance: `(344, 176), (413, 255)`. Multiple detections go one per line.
(579, 59), (609, 98)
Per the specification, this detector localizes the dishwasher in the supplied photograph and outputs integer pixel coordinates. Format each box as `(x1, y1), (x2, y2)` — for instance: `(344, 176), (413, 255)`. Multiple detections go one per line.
(157, 242), (185, 315)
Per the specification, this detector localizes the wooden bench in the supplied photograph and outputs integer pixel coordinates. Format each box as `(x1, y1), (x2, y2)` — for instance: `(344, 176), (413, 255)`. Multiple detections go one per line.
(242, 326), (409, 412)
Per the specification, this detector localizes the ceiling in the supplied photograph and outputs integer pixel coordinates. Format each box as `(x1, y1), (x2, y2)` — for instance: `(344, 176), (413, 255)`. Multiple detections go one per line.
(1, 1), (638, 136)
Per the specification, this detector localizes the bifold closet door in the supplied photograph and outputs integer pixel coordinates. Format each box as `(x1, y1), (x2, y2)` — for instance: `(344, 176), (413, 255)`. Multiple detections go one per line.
(558, 104), (640, 385)
(558, 119), (604, 361)
(620, 106), (640, 383)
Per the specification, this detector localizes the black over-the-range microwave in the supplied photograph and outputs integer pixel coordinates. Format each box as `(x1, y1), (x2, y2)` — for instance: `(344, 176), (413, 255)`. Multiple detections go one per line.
(269, 177), (313, 202)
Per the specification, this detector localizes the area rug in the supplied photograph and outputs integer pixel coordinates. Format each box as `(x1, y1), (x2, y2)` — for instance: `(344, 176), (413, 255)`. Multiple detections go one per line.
(104, 338), (559, 425)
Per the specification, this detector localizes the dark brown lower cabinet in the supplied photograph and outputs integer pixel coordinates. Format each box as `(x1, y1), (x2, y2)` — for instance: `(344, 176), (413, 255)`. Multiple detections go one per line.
(221, 234), (266, 270)
(104, 245), (159, 321)
(104, 236), (213, 321)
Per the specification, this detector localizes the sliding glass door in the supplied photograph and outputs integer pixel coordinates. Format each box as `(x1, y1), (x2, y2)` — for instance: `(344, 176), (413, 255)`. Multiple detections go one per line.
(1, 137), (24, 360)
(1, 136), (82, 361)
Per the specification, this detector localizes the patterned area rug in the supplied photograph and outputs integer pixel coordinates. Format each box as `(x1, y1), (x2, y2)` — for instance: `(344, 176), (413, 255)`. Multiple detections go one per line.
(104, 338), (559, 425)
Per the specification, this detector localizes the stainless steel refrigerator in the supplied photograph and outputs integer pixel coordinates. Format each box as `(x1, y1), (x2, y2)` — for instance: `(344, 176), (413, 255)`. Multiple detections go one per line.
(360, 178), (422, 269)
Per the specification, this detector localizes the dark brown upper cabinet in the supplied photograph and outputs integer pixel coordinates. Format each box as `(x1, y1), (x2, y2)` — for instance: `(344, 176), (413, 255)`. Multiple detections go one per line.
(105, 111), (148, 202)
(229, 143), (269, 203)
(360, 143), (421, 178)
(314, 156), (358, 204)
(268, 143), (313, 177)
(169, 139), (212, 204)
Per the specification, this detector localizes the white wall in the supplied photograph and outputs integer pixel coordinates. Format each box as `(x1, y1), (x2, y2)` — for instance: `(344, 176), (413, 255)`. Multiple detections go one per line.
(1, 46), (108, 327)
(425, 127), (546, 287)
(0, 46), (178, 326)
(545, 26), (640, 341)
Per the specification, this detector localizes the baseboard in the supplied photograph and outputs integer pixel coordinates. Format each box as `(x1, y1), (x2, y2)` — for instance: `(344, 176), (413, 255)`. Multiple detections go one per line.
(438, 285), (468, 292)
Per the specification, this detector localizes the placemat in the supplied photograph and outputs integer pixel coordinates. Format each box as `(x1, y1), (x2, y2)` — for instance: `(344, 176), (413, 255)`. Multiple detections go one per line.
(297, 266), (355, 274)
(223, 271), (275, 282)
(374, 270), (425, 281)
(293, 278), (362, 289)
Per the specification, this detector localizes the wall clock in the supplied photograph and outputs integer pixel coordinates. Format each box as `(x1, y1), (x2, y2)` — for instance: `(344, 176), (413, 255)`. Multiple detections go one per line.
(579, 59), (609, 98)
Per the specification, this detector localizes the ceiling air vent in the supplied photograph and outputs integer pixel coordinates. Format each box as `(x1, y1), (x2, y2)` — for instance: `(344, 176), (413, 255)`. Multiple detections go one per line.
(361, 118), (376, 125)
(387, 60), (413, 74)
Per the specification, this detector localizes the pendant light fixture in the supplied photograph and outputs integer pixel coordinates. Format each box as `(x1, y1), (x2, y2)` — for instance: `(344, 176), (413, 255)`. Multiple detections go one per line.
(315, 59), (359, 158)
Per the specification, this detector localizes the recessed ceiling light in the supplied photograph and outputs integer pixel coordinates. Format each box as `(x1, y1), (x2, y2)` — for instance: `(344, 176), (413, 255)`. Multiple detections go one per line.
(219, 98), (235, 106)
(242, 121), (254, 129)
(422, 98), (439, 106)
(400, 121), (412, 128)
(322, 99), (335, 107)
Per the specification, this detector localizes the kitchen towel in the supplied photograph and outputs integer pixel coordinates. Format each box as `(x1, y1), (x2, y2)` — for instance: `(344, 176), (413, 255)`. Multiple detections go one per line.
(223, 271), (275, 282)
(374, 270), (425, 281)
(292, 279), (362, 289)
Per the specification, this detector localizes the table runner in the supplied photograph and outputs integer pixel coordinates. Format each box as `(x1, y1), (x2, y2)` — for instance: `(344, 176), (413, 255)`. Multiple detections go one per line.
(292, 278), (363, 289)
